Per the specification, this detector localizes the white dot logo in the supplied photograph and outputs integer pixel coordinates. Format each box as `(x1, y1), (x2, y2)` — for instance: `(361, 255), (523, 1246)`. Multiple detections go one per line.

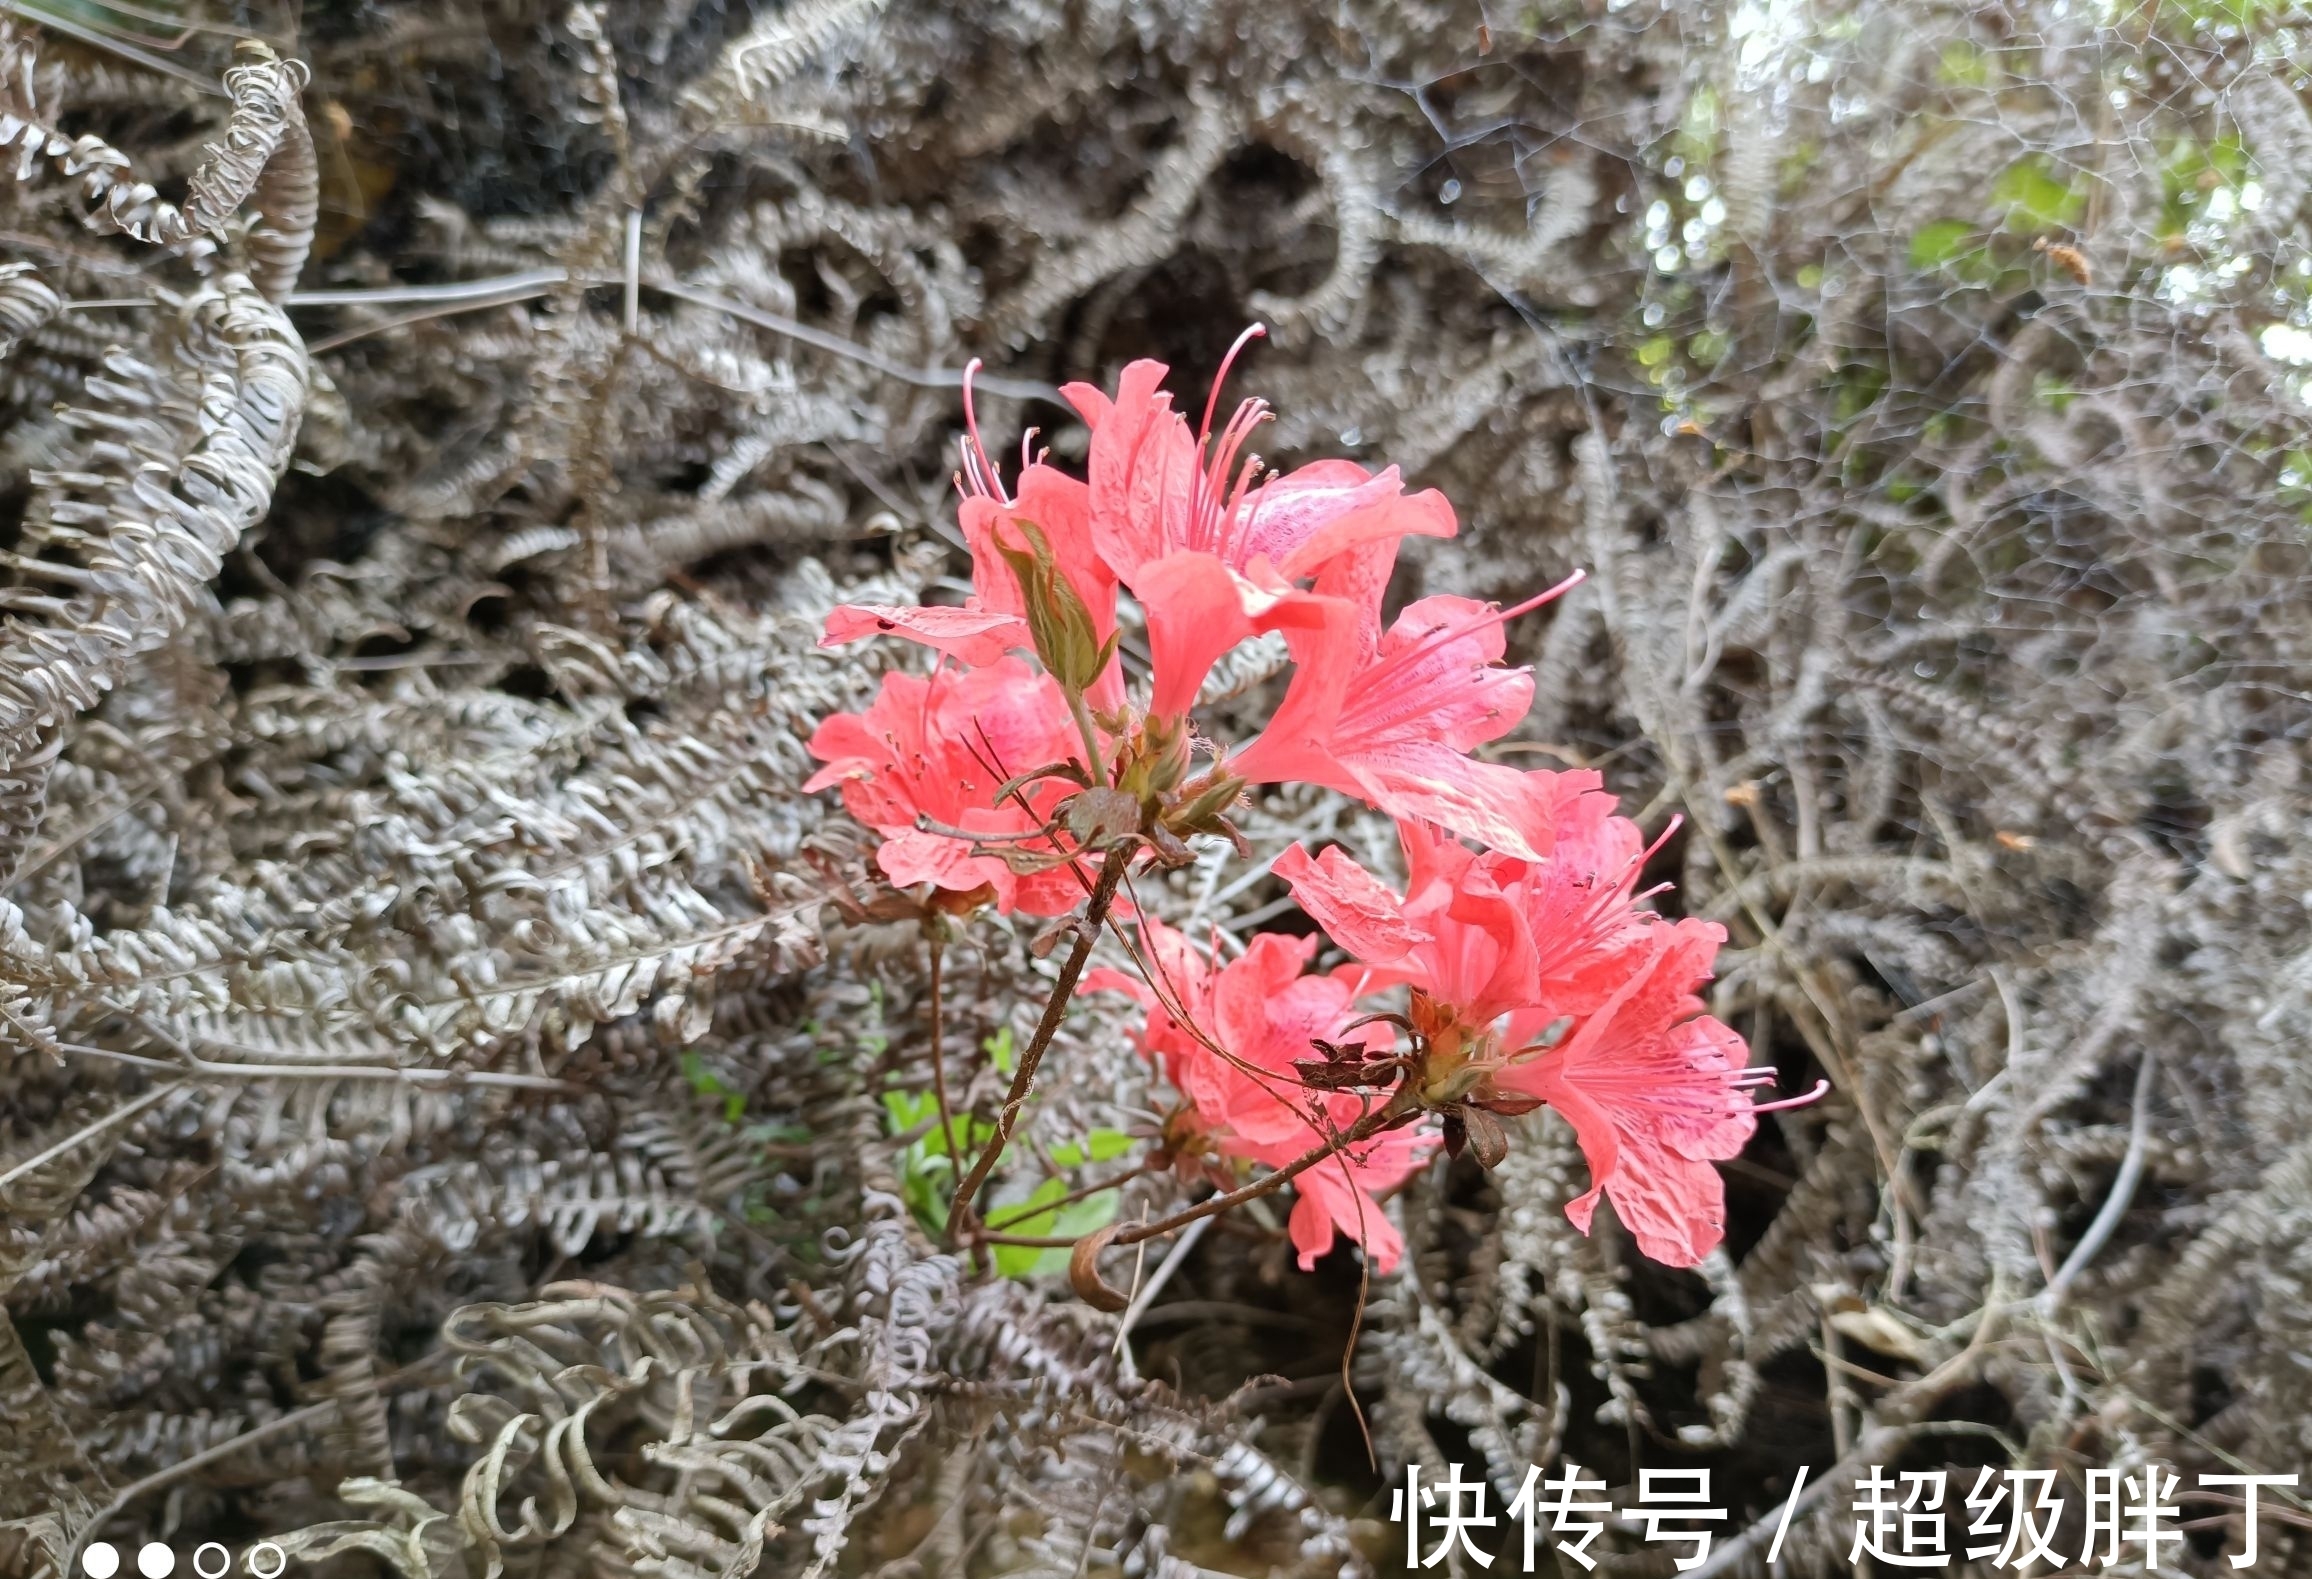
(137, 1544), (175, 1578)
(190, 1545), (230, 1579)
(82, 1545), (120, 1579)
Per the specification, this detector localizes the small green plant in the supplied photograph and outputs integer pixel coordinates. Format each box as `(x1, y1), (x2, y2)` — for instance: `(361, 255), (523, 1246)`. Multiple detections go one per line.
(681, 1049), (747, 1124)
(881, 1035), (1129, 1274)
(883, 1084), (995, 1237)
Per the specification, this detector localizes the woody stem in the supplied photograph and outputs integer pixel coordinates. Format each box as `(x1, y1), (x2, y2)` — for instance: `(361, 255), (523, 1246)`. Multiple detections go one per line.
(988, 1085), (1422, 1250)
(945, 841), (1133, 1242)
(981, 1159), (1159, 1232)
(1115, 1086), (1418, 1247)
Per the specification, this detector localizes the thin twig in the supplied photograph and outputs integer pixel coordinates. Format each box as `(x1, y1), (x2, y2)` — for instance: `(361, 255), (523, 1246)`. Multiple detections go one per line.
(976, 1096), (1418, 1252)
(54, 1040), (581, 1093)
(2040, 1042), (2160, 1313)
(1118, 1214), (1212, 1334)
(1112, 1093), (1417, 1250)
(0, 1083), (175, 1192)
(279, 269), (1061, 400)
(0, 0), (224, 90)
(982, 1160), (1155, 1231)
(622, 207), (642, 335)
(649, 278), (1063, 401)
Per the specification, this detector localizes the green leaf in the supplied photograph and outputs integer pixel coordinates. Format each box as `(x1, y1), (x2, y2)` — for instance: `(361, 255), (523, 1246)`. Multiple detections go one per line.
(1051, 1128), (1131, 1170)
(681, 1050), (727, 1099)
(1908, 220), (1977, 270)
(1992, 157), (2084, 231)
(1040, 1194), (1119, 1266)
(897, 1151), (952, 1236)
(984, 1027), (1015, 1074)
(991, 1178), (1069, 1276)
(991, 1180), (1120, 1279)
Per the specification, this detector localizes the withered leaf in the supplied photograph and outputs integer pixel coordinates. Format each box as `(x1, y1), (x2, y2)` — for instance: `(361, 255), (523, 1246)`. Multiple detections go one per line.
(1065, 787), (1142, 848)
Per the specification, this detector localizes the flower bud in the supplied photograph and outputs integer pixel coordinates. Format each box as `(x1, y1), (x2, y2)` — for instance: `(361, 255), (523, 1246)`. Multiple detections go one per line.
(1168, 769), (1246, 831)
(991, 517), (1111, 696)
(1120, 712), (1193, 805)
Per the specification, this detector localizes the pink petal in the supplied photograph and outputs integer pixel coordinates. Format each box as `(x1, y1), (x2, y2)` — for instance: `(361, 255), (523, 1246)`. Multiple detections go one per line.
(1009, 863), (1098, 918)
(1234, 595), (1538, 849)
(821, 602), (1026, 667)
(802, 710), (885, 793)
(1135, 551), (1260, 720)
(875, 828), (1007, 898)
(960, 468), (1125, 710)
(1349, 594), (1536, 753)
(1287, 1187), (1340, 1271)
(1232, 930), (1325, 996)
(1228, 600), (1363, 790)
(1077, 359), (1198, 584)
(1500, 923), (1755, 1268)
(960, 467), (1108, 615)
(1079, 966), (1154, 1004)
(1292, 1156), (1407, 1273)
(1346, 746), (1551, 863)
(1268, 471), (1456, 582)
(1272, 842), (1426, 965)
(1135, 551), (1341, 719)
(1058, 377), (1114, 431)
(1235, 461), (1395, 570)
(1551, 1077), (1731, 1267)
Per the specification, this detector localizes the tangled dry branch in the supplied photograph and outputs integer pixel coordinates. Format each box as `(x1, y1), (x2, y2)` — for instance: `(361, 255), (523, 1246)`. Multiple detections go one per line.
(0, 0), (2308, 1575)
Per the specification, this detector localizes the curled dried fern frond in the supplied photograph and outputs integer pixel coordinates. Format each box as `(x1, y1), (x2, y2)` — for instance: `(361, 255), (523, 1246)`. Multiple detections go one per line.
(0, 272), (306, 768)
(0, 30), (314, 297)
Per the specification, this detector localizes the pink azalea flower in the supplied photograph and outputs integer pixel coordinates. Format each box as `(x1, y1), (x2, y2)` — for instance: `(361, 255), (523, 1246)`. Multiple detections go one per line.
(821, 369), (1129, 712)
(1061, 338), (1458, 719)
(1231, 580), (1582, 860)
(1487, 919), (1757, 1267)
(1280, 775), (1662, 1031)
(1270, 771), (1804, 1268)
(1086, 918), (1434, 1272)
(1060, 336), (1456, 601)
(802, 658), (1097, 916)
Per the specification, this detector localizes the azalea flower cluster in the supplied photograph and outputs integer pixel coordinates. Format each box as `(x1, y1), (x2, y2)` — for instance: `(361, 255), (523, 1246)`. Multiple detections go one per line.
(805, 338), (1814, 1280)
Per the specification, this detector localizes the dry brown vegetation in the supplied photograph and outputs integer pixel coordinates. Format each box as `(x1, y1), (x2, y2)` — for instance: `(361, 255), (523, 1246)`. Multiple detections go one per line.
(2, 0), (2312, 1573)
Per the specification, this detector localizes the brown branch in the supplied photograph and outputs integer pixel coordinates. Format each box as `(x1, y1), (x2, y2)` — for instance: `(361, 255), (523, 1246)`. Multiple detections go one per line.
(1042, 1087), (1425, 1315)
(1110, 1089), (1418, 1249)
(945, 842), (1133, 1241)
(982, 1159), (1157, 1231)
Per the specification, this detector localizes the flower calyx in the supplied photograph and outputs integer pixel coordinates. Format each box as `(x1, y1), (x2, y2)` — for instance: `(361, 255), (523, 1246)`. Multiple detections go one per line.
(1293, 992), (1542, 1173)
(1150, 1105), (1240, 1192)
